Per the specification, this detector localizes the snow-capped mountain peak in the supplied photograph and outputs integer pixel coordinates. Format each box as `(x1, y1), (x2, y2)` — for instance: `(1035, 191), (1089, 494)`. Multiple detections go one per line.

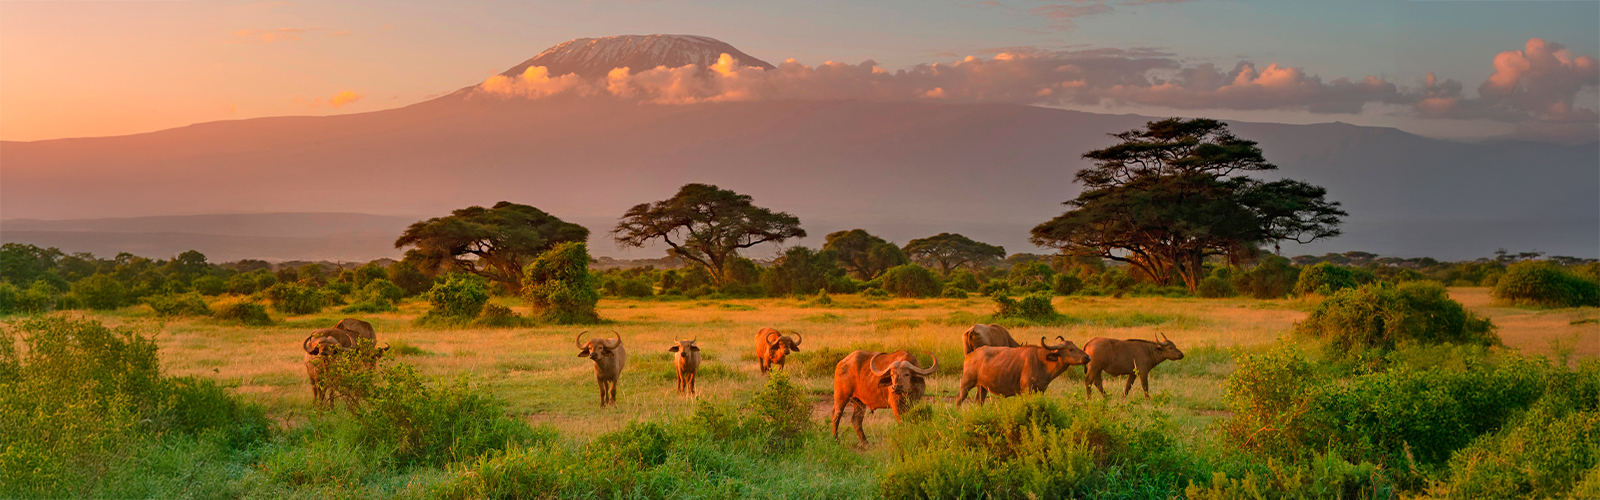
(499, 34), (775, 79)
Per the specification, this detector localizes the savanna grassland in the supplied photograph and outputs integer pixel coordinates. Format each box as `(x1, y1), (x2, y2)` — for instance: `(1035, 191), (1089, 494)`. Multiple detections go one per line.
(12, 287), (1595, 499)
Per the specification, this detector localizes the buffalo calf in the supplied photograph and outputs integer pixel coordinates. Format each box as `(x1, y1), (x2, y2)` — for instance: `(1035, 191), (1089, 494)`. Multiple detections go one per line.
(669, 339), (701, 395)
(1084, 332), (1184, 398)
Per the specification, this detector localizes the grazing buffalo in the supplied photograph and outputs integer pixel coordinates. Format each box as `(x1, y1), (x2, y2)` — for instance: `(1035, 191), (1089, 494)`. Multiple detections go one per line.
(962, 324), (1021, 354)
(957, 337), (1091, 405)
(301, 332), (388, 406)
(1084, 333), (1184, 398)
(830, 350), (937, 444)
(334, 318), (377, 343)
(577, 331), (627, 407)
(669, 339), (702, 395)
(754, 328), (802, 374)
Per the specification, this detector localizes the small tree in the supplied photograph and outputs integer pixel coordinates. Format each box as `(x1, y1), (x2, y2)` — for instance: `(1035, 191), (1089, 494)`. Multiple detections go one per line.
(881, 264), (941, 298)
(71, 274), (126, 310)
(263, 282), (323, 315)
(1297, 281), (1498, 356)
(904, 233), (1006, 275)
(1232, 256), (1299, 299)
(426, 274), (491, 319)
(522, 242), (601, 324)
(613, 184), (805, 284)
(824, 229), (908, 280)
(1294, 262), (1373, 297)
(1492, 261), (1600, 308)
(761, 247), (845, 296)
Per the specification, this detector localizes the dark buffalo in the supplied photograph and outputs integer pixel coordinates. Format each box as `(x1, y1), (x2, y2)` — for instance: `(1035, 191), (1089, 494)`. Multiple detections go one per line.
(577, 331), (627, 407)
(962, 323), (1021, 354)
(957, 336), (1090, 405)
(669, 339), (701, 395)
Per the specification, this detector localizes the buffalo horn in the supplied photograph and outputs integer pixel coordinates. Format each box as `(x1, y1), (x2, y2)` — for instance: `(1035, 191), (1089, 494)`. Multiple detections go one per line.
(868, 352), (891, 377)
(764, 330), (780, 346)
(610, 331), (622, 347)
(302, 334), (316, 353)
(790, 331), (802, 346)
(910, 352), (938, 376)
(1159, 331), (1169, 342)
(575, 330), (589, 348)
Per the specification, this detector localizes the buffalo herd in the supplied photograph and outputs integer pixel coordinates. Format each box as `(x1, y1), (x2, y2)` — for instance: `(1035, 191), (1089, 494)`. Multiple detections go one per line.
(299, 320), (1183, 444)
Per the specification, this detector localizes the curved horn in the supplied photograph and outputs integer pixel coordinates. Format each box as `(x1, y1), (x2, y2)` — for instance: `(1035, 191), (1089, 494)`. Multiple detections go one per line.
(790, 331), (802, 346)
(1158, 331), (1170, 342)
(575, 330), (589, 348)
(302, 335), (316, 353)
(911, 352), (938, 376)
(611, 331), (622, 346)
(764, 330), (780, 345)
(1042, 336), (1067, 350)
(868, 352), (892, 377)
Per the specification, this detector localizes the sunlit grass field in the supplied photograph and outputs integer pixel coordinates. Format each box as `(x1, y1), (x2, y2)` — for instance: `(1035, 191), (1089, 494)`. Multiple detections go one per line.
(91, 287), (1595, 446)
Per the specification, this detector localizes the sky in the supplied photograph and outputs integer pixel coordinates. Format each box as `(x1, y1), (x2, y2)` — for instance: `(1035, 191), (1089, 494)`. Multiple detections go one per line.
(1, 0), (1597, 142)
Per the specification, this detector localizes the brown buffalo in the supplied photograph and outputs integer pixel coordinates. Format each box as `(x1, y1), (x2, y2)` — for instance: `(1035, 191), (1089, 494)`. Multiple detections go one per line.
(301, 332), (388, 406)
(957, 336), (1091, 405)
(962, 324), (1021, 354)
(668, 339), (701, 395)
(830, 350), (937, 444)
(1083, 333), (1184, 398)
(754, 328), (802, 373)
(577, 331), (627, 407)
(334, 318), (377, 343)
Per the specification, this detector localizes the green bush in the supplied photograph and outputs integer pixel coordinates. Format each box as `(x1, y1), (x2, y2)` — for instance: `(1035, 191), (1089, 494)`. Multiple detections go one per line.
(880, 264), (941, 298)
(948, 270), (981, 292)
(1197, 276), (1235, 298)
(616, 279), (654, 298)
(1293, 262), (1374, 296)
(744, 371), (813, 452)
(1052, 274), (1083, 295)
(146, 293), (211, 317)
(1492, 260), (1600, 308)
(941, 286), (970, 299)
(994, 293), (1061, 321)
(1223, 346), (1567, 475)
(1232, 256), (1299, 299)
(1296, 281), (1498, 356)
(263, 282), (324, 315)
(350, 362), (544, 466)
(72, 273), (128, 310)
(0, 283), (16, 315)
(427, 273), (492, 319)
(190, 276), (226, 296)
(522, 242), (601, 324)
(212, 301), (272, 326)
(473, 303), (532, 328)
(340, 299), (397, 313)
(1446, 400), (1600, 498)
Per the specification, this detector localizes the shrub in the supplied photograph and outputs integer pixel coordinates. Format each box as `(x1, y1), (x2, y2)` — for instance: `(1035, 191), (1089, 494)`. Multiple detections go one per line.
(146, 293), (211, 317)
(427, 273), (491, 319)
(340, 299), (396, 313)
(349, 362), (544, 466)
(861, 288), (890, 298)
(1296, 281), (1498, 355)
(994, 293), (1060, 321)
(522, 242), (601, 324)
(1232, 256), (1299, 299)
(1446, 400), (1600, 498)
(617, 279), (654, 298)
(0, 283), (16, 315)
(474, 303), (532, 328)
(881, 264), (941, 298)
(744, 371), (813, 452)
(941, 286), (969, 299)
(263, 282), (324, 315)
(1197, 276), (1235, 298)
(190, 276), (226, 296)
(1492, 260), (1600, 308)
(388, 260), (433, 297)
(72, 273), (128, 310)
(947, 270), (980, 292)
(212, 301), (272, 326)
(979, 280), (1015, 297)
(1052, 274), (1083, 295)
(1294, 262), (1373, 296)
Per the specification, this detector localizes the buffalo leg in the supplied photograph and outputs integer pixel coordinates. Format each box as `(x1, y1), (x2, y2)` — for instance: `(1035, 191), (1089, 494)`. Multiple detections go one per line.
(1122, 374), (1136, 397)
(687, 373), (696, 396)
(850, 401), (869, 444)
(977, 386), (989, 405)
(1138, 369), (1151, 398)
(830, 397), (850, 439)
(957, 377), (975, 406)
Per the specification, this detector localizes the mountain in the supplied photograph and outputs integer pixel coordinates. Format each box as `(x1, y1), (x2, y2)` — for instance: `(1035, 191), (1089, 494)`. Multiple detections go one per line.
(498, 34), (774, 79)
(2, 36), (1595, 262)
(0, 214), (415, 262)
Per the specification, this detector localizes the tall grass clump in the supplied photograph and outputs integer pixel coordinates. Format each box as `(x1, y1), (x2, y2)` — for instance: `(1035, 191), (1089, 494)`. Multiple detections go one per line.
(522, 242), (601, 324)
(1492, 260), (1600, 308)
(0, 316), (269, 497)
(1295, 281), (1498, 357)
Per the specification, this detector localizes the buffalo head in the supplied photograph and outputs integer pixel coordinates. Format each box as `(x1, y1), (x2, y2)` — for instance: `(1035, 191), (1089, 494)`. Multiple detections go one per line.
(763, 330), (802, 364)
(869, 351), (937, 417)
(1153, 332), (1184, 361)
(1042, 336), (1092, 365)
(577, 330), (623, 362)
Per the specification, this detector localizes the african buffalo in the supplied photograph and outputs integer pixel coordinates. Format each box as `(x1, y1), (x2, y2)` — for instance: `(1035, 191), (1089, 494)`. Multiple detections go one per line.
(669, 339), (701, 395)
(577, 331), (627, 407)
(301, 332), (388, 406)
(957, 336), (1091, 405)
(1084, 333), (1184, 398)
(962, 324), (1021, 354)
(334, 318), (377, 343)
(830, 350), (937, 444)
(754, 328), (802, 373)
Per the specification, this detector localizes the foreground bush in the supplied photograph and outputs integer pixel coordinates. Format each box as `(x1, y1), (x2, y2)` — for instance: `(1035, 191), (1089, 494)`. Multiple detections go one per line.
(1223, 346), (1589, 485)
(1492, 260), (1600, 308)
(0, 316), (268, 497)
(1296, 282), (1497, 356)
(522, 242), (601, 324)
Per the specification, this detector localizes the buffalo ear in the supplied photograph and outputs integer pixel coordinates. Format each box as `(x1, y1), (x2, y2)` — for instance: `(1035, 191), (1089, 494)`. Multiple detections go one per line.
(689, 345), (700, 352)
(578, 348), (591, 357)
(1045, 353), (1060, 362)
(878, 375), (894, 387)
(669, 345), (680, 352)
(790, 345), (801, 352)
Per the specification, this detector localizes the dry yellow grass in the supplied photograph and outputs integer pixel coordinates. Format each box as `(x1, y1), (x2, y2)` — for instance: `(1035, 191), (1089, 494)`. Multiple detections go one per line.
(65, 288), (1591, 443)
(1450, 287), (1599, 358)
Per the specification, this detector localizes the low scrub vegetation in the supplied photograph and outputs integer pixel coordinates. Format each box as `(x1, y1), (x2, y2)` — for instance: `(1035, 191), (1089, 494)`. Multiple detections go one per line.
(1296, 281), (1499, 357)
(1492, 260), (1600, 308)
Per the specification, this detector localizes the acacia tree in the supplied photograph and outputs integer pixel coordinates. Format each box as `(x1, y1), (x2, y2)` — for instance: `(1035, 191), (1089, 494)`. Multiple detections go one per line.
(613, 184), (805, 284)
(394, 201), (589, 293)
(823, 229), (908, 280)
(1030, 118), (1344, 293)
(903, 233), (1006, 275)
